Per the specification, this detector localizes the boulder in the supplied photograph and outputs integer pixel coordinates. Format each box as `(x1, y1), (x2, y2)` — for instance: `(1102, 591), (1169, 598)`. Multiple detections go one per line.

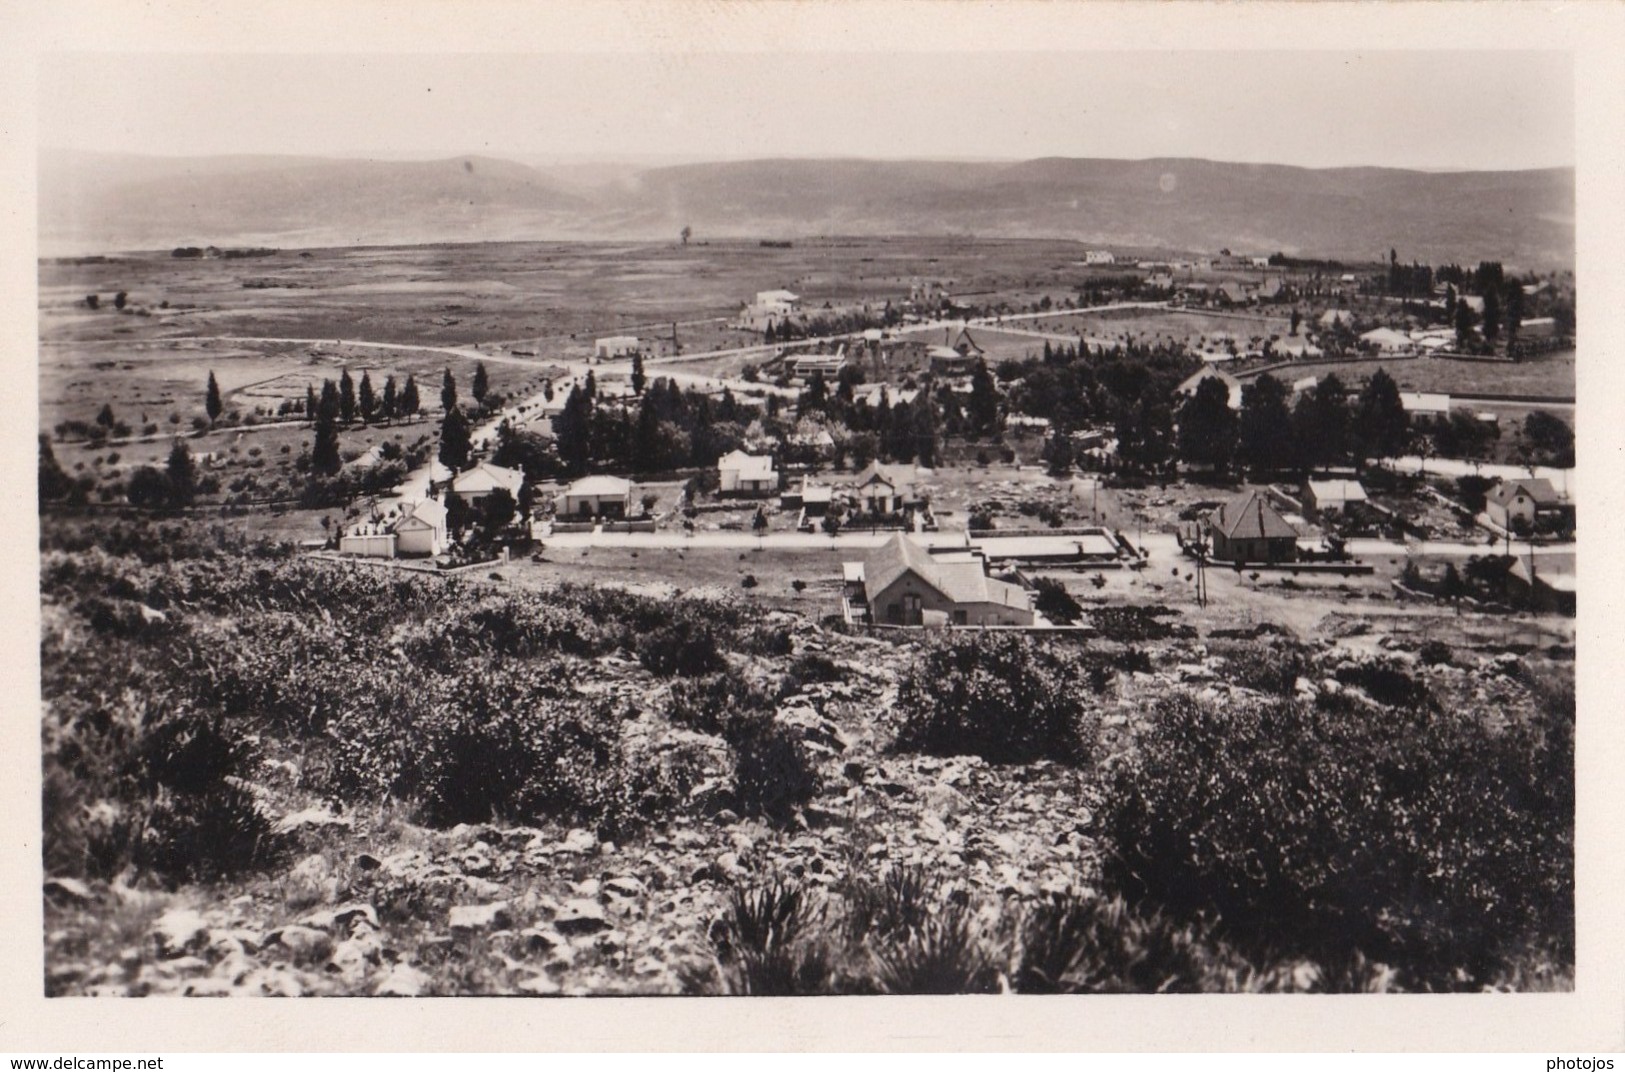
(373, 964), (430, 997)
(44, 877), (96, 906)
(553, 898), (610, 937)
(152, 908), (210, 959)
(449, 901), (513, 933)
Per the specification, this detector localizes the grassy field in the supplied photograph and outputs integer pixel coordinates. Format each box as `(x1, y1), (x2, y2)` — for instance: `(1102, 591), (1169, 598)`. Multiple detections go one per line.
(1255, 350), (1576, 399)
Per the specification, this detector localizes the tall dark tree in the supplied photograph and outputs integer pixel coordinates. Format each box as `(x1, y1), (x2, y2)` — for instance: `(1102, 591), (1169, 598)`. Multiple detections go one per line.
(1482, 287), (1502, 343)
(1289, 309), (1302, 336)
(381, 375), (397, 422)
(312, 386), (342, 476)
(359, 371), (376, 424)
(630, 351), (646, 396)
(441, 368), (457, 414)
(1352, 368), (1409, 464)
(38, 435), (73, 504)
(400, 375), (421, 417)
(339, 369), (357, 425)
(114, 290), (128, 310)
(554, 386), (593, 476)
(306, 384), (318, 421)
(1454, 300), (1477, 348)
(1444, 284), (1458, 324)
(438, 406), (473, 471)
(472, 362), (489, 405)
(165, 440), (197, 506)
(1504, 282), (1525, 348)
(799, 370), (828, 417)
(445, 491), (472, 539)
(1176, 376), (1239, 476)
(912, 398), (939, 469)
(1292, 374), (1351, 470)
(967, 358), (1000, 438)
(205, 371), (223, 425)
(1237, 373), (1296, 474)
(96, 403), (116, 430)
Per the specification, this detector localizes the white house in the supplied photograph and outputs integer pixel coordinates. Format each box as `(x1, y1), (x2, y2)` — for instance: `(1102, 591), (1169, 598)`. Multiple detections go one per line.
(1399, 391), (1451, 426)
(594, 336), (642, 361)
(560, 475), (632, 519)
(718, 449), (778, 497)
(339, 519), (397, 559)
(450, 461), (525, 509)
(1302, 478), (1369, 519)
(1083, 250), (1116, 265)
(844, 533), (1033, 627)
(1360, 327), (1414, 354)
(737, 289), (801, 332)
(393, 499), (449, 557)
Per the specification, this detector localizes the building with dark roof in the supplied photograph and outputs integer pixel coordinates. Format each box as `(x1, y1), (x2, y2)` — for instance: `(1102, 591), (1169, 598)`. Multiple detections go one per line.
(1205, 489), (1298, 563)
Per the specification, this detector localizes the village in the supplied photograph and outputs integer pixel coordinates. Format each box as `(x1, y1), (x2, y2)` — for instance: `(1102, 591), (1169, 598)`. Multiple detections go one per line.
(255, 249), (1579, 628)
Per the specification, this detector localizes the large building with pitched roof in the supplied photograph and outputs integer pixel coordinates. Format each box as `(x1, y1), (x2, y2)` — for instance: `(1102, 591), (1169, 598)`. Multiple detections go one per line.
(844, 533), (1033, 627)
(1205, 489), (1299, 563)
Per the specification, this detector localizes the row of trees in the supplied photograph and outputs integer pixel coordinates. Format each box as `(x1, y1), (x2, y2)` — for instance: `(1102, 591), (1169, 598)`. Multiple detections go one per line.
(1173, 369), (1412, 477)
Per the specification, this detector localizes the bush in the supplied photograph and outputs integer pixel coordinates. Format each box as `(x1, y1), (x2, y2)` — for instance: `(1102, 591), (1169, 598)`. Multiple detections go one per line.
(638, 625), (726, 677)
(1100, 692), (1573, 989)
(893, 634), (1100, 765)
(1032, 577), (1083, 624)
(873, 902), (999, 994)
(732, 717), (822, 824)
(667, 670), (775, 738)
(711, 882), (835, 996)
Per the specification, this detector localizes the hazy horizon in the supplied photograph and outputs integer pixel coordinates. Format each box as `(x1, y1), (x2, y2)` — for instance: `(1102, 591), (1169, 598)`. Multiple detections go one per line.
(39, 51), (1574, 173)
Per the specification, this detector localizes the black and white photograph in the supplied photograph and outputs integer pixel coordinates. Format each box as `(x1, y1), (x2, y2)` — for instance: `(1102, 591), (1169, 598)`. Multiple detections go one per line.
(8, 0), (1624, 1055)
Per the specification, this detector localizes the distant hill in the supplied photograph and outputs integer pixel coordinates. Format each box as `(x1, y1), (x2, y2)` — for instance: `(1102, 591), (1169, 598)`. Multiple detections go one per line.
(39, 150), (1574, 268)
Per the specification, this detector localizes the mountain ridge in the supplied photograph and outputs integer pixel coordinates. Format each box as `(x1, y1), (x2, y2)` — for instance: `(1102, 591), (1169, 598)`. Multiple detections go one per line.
(38, 150), (1575, 267)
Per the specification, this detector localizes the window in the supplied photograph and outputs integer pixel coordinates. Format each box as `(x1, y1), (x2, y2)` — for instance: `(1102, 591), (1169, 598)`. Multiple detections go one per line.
(952, 610), (967, 626)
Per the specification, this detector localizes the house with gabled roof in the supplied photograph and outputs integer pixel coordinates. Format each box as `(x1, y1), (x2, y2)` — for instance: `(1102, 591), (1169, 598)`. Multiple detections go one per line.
(1205, 489), (1298, 563)
(844, 533), (1033, 627)
(449, 461), (525, 510)
(1486, 478), (1572, 535)
(560, 475), (632, 519)
(847, 462), (920, 516)
(393, 498), (449, 557)
(718, 449), (778, 497)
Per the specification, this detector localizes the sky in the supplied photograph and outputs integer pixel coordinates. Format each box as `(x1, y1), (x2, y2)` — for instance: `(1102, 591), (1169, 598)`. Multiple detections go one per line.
(39, 50), (1573, 172)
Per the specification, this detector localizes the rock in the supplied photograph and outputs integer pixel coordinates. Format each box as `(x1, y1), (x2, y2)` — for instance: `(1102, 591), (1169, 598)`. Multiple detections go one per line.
(573, 878), (602, 899)
(516, 973), (561, 995)
(714, 852), (741, 877)
(449, 901), (513, 933)
(152, 908), (210, 959)
(374, 964), (430, 997)
(459, 843), (494, 876)
(604, 876), (645, 900)
(273, 807), (352, 836)
(44, 877), (96, 906)
(298, 902), (379, 935)
(553, 898), (610, 936)
(521, 927), (568, 954)
(326, 931), (382, 985)
(560, 828), (597, 854)
(266, 924), (332, 962)
(287, 853), (333, 887)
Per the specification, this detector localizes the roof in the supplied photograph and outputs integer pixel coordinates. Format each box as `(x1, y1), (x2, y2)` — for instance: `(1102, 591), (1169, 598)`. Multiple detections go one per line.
(1509, 557), (1576, 593)
(565, 475), (632, 498)
(1400, 391), (1451, 415)
(1489, 478), (1562, 507)
(1209, 489), (1297, 542)
(595, 335), (640, 347)
(1176, 365), (1244, 409)
(452, 461), (525, 497)
(850, 461), (916, 495)
(719, 450), (777, 480)
(800, 483), (834, 504)
(862, 534), (1031, 612)
(952, 327), (986, 355)
(1319, 308), (1353, 325)
(1361, 327), (1413, 348)
(756, 289), (800, 304)
(1306, 479), (1368, 505)
(395, 497), (447, 530)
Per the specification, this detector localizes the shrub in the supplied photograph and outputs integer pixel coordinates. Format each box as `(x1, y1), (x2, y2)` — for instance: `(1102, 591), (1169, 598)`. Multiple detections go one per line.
(1100, 691), (1573, 989)
(1333, 657), (1433, 709)
(1017, 894), (1258, 994)
(893, 633), (1100, 765)
(667, 670), (775, 738)
(711, 882), (835, 996)
(1418, 640), (1454, 667)
(1032, 577), (1083, 624)
(873, 902), (999, 994)
(638, 625), (726, 677)
(136, 782), (284, 884)
(732, 717), (822, 824)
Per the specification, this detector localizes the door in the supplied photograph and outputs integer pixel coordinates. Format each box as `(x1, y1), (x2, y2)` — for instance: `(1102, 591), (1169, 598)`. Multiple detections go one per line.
(904, 593), (923, 625)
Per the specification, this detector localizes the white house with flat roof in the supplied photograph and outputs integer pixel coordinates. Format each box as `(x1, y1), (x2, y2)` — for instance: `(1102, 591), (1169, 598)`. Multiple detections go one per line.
(718, 450), (778, 497)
